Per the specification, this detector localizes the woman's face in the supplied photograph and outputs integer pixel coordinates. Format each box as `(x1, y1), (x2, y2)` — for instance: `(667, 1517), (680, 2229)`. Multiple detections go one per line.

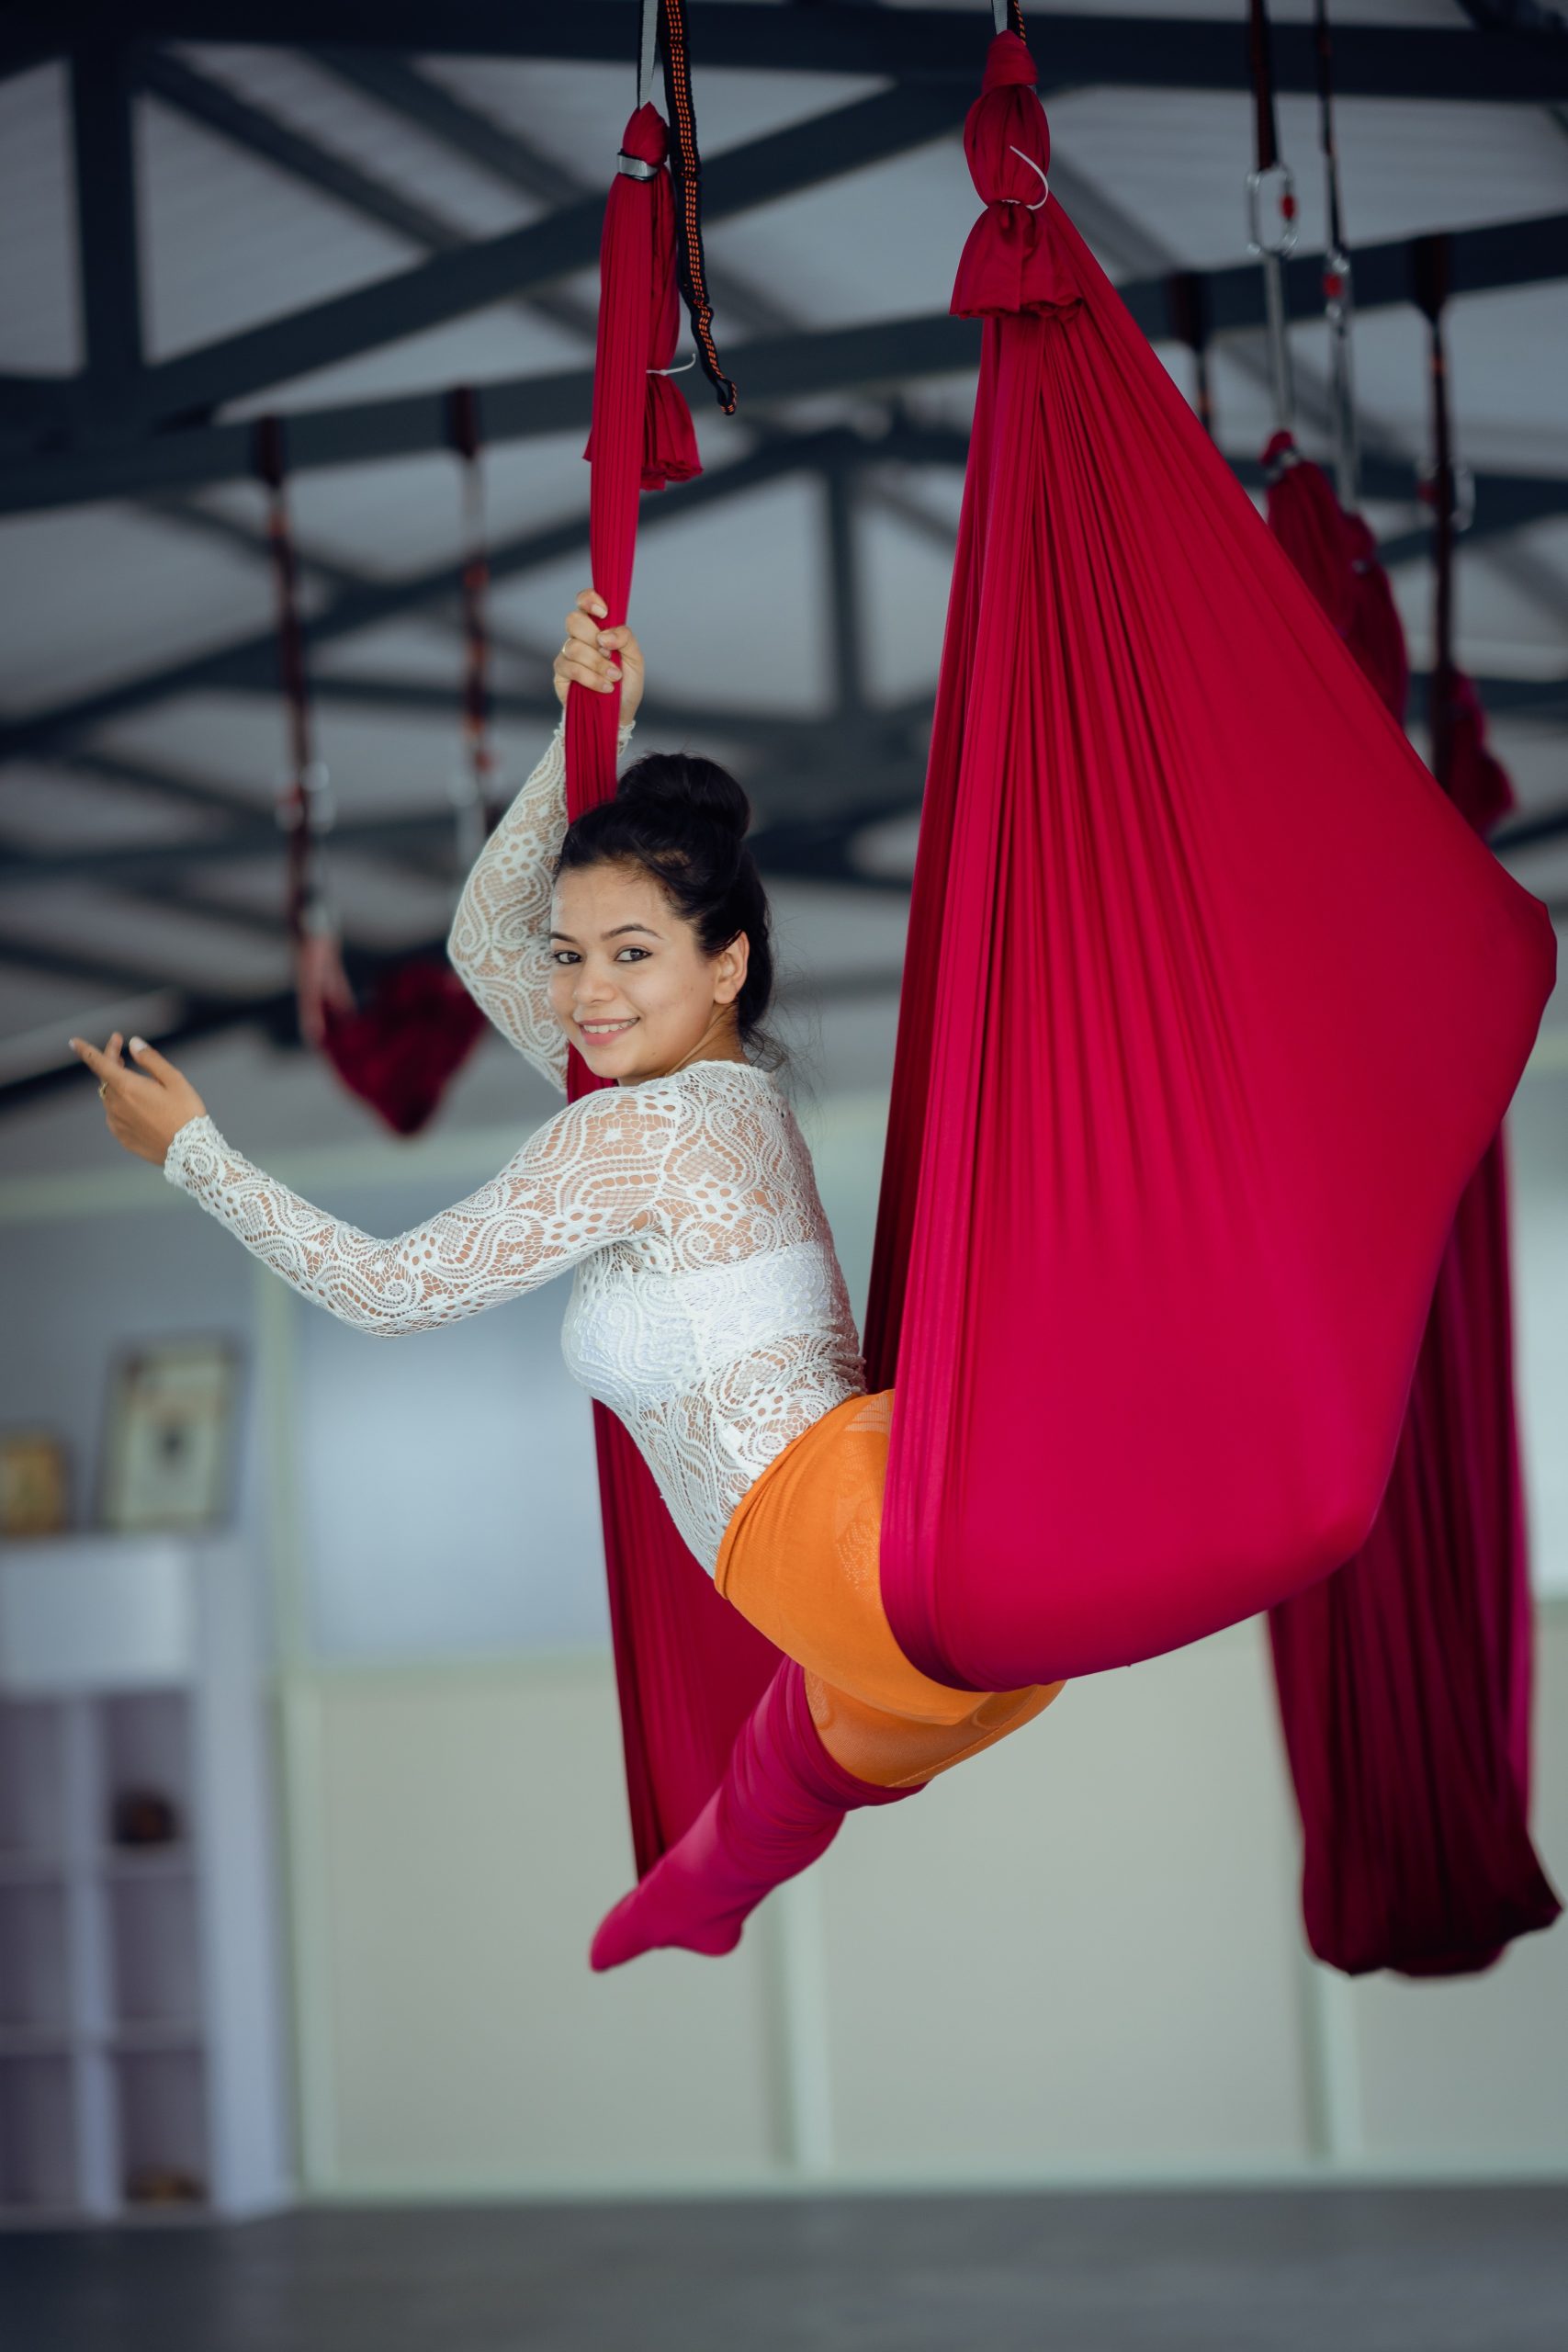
(548, 859), (749, 1084)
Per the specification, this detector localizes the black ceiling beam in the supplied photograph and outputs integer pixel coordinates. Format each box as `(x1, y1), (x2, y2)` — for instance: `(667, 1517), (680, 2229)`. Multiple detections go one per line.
(0, 931), (179, 998)
(69, 44), (144, 431)
(0, 941), (913, 1114)
(6, 397), (1565, 775)
(5, 671), (1562, 896)
(0, 424), (905, 766)
(0, 980), (299, 1114)
(6, 8), (1568, 104)
(295, 675), (883, 752)
(138, 50), (600, 350)
(8, 202), (1566, 519)
(1494, 797), (1568, 854)
(123, 82), (966, 431)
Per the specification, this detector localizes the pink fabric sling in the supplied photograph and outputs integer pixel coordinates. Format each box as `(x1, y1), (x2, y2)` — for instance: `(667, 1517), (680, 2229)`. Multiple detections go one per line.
(858, 31), (1553, 1699)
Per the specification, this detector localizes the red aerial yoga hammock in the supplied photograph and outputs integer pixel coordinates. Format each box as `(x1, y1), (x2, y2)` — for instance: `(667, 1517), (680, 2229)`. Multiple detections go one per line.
(858, 26), (1553, 1698)
(1263, 209), (1560, 1974)
(561, 47), (783, 1873)
(570, 17), (1554, 1871)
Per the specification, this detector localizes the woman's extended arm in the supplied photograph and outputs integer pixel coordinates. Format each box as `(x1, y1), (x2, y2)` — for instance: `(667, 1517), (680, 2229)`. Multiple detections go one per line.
(161, 1084), (679, 1340)
(446, 712), (638, 1094)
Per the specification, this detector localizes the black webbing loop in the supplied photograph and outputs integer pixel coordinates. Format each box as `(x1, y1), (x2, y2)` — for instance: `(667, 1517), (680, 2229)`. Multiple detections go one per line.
(1313, 0), (1359, 505)
(637, 0), (659, 111)
(445, 385), (498, 854)
(252, 415), (333, 947)
(1244, 0), (1297, 434)
(1165, 271), (1216, 441)
(657, 0), (737, 414)
(1313, 0), (1346, 274)
(1247, 0), (1280, 175)
(1412, 233), (1457, 771)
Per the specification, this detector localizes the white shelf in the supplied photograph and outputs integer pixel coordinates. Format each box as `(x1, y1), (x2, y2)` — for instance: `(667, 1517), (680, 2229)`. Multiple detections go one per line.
(0, 1538), (196, 1695)
(0, 1534), (291, 2223)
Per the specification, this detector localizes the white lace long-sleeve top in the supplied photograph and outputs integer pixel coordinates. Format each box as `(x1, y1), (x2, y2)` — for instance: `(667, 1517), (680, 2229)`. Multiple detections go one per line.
(162, 716), (868, 1575)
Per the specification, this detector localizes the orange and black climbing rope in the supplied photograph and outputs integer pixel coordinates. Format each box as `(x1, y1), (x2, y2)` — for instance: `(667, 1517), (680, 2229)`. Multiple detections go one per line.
(657, 0), (737, 413)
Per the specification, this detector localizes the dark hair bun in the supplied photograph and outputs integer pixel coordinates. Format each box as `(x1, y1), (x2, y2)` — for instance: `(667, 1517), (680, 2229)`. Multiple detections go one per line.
(556, 744), (788, 1076)
(618, 753), (750, 841)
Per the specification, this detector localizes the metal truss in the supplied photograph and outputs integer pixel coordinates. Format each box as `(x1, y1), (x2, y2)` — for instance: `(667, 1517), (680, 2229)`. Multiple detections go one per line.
(4, 7), (1567, 1107)
(6, 6), (1568, 101)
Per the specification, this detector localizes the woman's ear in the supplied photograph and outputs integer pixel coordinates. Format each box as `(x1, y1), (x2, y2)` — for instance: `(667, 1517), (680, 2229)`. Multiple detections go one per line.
(715, 931), (750, 1006)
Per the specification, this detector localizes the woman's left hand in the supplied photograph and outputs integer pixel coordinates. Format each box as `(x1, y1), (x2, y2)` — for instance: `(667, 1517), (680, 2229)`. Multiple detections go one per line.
(68, 1033), (209, 1169)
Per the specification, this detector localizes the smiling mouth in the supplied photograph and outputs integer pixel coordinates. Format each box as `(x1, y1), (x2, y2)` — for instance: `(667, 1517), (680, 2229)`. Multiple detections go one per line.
(579, 1018), (637, 1037)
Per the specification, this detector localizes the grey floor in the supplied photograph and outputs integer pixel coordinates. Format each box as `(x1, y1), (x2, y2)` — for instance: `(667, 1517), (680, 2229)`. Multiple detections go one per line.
(3, 2185), (1565, 2352)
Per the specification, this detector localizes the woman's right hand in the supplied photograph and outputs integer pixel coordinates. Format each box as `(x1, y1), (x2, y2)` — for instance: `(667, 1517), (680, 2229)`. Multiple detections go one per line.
(554, 589), (644, 728)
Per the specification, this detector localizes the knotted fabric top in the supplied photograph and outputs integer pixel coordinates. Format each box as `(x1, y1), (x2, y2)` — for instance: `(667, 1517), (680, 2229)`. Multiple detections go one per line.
(584, 104), (700, 495)
(951, 31), (1083, 320)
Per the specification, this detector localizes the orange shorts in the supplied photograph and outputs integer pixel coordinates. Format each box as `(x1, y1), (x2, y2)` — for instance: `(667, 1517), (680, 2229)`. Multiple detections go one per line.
(716, 1387), (1063, 1755)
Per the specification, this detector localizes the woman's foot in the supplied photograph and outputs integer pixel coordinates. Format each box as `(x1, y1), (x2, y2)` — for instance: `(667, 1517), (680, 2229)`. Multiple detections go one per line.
(588, 1658), (920, 1973)
(589, 1790), (839, 1970)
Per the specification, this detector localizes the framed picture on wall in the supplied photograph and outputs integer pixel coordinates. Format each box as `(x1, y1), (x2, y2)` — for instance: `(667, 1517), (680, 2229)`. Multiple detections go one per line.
(96, 1336), (244, 1533)
(0, 1430), (71, 1535)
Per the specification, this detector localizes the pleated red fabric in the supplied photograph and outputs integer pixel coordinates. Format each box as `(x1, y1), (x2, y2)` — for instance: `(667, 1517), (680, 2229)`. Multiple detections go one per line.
(564, 102), (781, 1874)
(860, 32), (1555, 1695)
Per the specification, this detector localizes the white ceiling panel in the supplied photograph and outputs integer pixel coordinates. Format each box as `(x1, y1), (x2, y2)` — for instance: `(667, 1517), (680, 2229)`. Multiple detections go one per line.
(138, 95), (417, 365)
(0, 63), (79, 373)
(0, 761), (237, 852)
(217, 298), (587, 423)
(175, 46), (541, 242)
(416, 54), (890, 187)
(6, 883), (292, 994)
(0, 502), (275, 714)
(486, 461), (834, 720)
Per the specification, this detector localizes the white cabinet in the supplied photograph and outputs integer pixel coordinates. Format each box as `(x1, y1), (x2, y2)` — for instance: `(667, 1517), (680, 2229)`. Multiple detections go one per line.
(0, 1535), (290, 2223)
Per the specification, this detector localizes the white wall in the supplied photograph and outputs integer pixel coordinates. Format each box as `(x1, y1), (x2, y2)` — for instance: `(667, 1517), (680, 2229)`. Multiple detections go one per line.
(289, 1611), (1568, 2199)
(5, 1054), (1565, 2199)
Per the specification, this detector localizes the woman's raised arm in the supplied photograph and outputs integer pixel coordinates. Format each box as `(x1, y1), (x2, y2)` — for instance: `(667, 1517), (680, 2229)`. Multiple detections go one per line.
(445, 710), (637, 1093)
(447, 591), (645, 1094)
(160, 1083), (680, 1340)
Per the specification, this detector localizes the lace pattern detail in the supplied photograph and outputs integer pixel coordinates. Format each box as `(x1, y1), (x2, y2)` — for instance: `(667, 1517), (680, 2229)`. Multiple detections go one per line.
(445, 708), (638, 1093)
(164, 1060), (868, 1576)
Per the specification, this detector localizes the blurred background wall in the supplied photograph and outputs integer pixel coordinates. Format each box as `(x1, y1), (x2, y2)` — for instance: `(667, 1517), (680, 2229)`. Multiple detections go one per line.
(5, 1052), (1564, 2199)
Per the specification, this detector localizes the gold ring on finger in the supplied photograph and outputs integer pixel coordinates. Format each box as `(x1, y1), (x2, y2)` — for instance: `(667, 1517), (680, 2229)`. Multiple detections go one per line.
(98, 1081), (107, 1099)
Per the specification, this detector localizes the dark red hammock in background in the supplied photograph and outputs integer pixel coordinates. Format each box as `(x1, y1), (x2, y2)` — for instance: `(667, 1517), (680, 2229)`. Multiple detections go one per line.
(1263, 209), (1560, 1973)
(563, 13), (1557, 1920)
(255, 404), (492, 1136)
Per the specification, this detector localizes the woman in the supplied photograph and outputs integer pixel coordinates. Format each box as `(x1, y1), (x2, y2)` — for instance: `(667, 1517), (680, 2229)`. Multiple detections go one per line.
(70, 589), (1062, 1971)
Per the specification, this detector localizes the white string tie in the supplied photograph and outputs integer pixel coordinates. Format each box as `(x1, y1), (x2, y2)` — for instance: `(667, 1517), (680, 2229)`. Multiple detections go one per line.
(998, 144), (1049, 210)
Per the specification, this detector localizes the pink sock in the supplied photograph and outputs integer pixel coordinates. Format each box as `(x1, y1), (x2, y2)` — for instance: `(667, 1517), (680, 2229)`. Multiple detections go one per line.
(590, 1659), (922, 1970)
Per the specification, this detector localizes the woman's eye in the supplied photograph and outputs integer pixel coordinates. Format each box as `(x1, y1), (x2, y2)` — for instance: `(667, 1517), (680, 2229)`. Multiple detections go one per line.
(616, 948), (649, 962)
